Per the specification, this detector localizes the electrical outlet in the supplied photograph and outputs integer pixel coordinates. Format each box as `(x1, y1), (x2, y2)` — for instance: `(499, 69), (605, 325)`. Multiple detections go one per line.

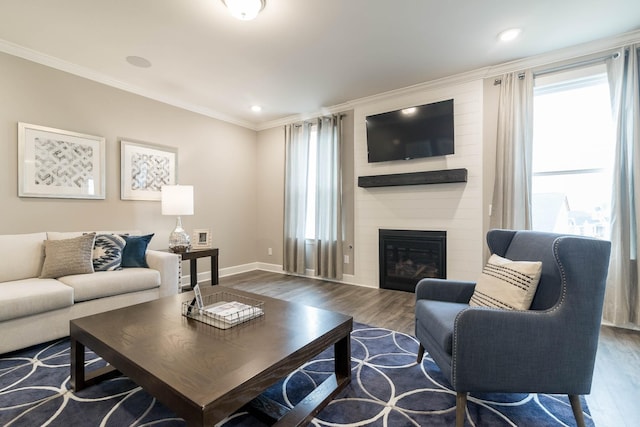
(268, 247), (273, 256)
(344, 254), (349, 264)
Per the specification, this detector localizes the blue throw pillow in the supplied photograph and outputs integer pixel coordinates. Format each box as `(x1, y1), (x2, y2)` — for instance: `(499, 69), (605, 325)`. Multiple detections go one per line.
(120, 234), (154, 268)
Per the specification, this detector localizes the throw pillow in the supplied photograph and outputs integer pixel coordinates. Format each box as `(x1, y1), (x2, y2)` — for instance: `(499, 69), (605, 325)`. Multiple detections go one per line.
(469, 254), (543, 310)
(40, 233), (96, 279)
(120, 234), (154, 268)
(93, 234), (127, 271)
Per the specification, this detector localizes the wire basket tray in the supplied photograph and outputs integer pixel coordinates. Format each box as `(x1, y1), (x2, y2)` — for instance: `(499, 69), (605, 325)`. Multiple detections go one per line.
(182, 291), (264, 329)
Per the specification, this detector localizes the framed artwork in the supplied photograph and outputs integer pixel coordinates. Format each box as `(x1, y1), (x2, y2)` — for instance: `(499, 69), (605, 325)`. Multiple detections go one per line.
(192, 229), (212, 249)
(18, 122), (106, 199)
(120, 139), (177, 201)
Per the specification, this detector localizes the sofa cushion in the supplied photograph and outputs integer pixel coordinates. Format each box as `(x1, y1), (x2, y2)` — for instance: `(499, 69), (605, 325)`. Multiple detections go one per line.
(469, 254), (542, 310)
(57, 268), (160, 302)
(0, 232), (47, 283)
(415, 300), (468, 356)
(0, 279), (74, 321)
(93, 234), (127, 271)
(121, 234), (154, 268)
(40, 234), (96, 279)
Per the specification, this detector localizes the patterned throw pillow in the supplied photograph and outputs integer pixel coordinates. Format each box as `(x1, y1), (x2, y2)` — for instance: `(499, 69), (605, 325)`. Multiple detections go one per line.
(93, 234), (127, 271)
(40, 233), (96, 279)
(469, 254), (543, 310)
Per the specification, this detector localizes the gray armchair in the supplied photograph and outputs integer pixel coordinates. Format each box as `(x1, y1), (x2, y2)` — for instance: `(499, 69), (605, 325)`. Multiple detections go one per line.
(415, 229), (611, 427)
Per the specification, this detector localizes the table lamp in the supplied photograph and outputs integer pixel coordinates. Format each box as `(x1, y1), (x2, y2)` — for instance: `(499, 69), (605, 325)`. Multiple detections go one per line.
(161, 185), (194, 253)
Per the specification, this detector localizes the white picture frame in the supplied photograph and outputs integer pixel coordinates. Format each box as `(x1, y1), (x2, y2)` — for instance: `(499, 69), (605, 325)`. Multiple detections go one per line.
(120, 139), (177, 201)
(192, 229), (212, 249)
(18, 122), (106, 199)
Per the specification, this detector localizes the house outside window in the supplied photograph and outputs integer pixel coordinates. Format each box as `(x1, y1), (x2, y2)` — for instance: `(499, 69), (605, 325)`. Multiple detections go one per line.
(532, 64), (615, 239)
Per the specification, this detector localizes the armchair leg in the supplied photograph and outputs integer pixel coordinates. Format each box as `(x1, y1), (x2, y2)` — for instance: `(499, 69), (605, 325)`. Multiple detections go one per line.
(416, 344), (425, 363)
(568, 395), (586, 427)
(456, 392), (467, 427)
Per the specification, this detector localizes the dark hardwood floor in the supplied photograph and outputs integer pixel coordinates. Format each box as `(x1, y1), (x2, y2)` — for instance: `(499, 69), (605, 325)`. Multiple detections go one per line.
(218, 270), (640, 427)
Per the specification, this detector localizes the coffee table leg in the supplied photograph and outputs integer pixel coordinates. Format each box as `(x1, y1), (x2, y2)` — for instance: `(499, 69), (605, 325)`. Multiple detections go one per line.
(273, 332), (352, 427)
(334, 333), (351, 382)
(70, 337), (86, 391)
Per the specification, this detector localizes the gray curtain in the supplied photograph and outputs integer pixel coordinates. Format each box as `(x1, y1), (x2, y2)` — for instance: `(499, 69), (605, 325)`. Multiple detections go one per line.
(314, 116), (343, 280)
(604, 45), (640, 328)
(283, 122), (311, 275)
(490, 71), (534, 230)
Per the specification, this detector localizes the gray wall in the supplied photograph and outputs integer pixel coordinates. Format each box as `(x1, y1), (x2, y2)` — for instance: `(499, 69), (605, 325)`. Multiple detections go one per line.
(0, 52), (258, 269)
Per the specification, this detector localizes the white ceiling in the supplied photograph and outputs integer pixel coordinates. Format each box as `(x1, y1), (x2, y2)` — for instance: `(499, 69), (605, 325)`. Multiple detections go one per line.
(1, 0), (639, 129)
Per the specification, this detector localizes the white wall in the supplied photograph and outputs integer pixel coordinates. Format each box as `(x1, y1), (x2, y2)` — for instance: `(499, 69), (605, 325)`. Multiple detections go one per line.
(353, 80), (485, 287)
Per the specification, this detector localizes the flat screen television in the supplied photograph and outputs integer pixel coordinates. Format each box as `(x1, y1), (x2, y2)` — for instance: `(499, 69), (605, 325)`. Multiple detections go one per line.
(365, 99), (454, 163)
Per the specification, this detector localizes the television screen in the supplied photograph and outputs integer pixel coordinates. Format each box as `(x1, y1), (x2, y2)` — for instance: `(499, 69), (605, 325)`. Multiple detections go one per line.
(366, 99), (454, 163)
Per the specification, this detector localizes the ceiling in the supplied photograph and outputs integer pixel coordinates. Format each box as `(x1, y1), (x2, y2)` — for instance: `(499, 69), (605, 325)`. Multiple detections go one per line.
(1, 0), (639, 129)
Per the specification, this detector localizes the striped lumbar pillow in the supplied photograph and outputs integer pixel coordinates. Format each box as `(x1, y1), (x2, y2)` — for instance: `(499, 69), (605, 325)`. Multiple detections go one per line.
(469, 254), (542, 310)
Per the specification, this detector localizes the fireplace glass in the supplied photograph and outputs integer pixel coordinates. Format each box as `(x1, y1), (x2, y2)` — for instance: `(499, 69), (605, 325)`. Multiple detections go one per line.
(379, 229), (446, 292)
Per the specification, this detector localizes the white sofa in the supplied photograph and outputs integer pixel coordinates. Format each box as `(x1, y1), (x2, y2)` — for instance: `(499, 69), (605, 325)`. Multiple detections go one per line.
(0, 231), (180, 355)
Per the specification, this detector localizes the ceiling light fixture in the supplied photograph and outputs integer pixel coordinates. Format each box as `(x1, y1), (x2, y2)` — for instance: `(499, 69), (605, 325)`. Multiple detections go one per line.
(222, 0), (265, 21)
(498, 28), (522, 42)
(251, 105), (262, 112)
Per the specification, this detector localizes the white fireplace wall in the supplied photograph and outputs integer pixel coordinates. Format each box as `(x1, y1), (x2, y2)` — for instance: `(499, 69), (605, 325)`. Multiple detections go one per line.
(352, 79), (485, 288)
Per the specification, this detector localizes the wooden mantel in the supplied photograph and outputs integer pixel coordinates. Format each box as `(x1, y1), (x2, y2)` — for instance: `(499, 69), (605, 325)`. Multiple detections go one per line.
(357, 168), (467, 188)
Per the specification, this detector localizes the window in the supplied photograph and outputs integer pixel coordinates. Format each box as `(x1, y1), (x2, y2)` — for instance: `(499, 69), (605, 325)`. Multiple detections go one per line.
(532, 64), (615, 238)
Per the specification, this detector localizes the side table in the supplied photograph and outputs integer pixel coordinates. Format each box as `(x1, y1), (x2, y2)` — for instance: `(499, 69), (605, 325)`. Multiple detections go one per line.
(176, 248), (219, 290)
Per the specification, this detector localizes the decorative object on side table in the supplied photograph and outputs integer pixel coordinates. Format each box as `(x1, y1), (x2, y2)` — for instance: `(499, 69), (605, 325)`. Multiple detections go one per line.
(18, 122), (106, 199)
(192, 228), (211, 249)
(161, 185), (194, 253)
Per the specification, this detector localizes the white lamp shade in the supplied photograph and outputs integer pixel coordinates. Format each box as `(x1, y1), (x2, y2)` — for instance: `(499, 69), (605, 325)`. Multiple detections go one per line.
(161, 185), (194, 216)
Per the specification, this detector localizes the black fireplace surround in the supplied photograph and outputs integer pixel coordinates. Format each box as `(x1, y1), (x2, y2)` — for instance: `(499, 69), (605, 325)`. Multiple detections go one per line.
(379, 229), (446, 292)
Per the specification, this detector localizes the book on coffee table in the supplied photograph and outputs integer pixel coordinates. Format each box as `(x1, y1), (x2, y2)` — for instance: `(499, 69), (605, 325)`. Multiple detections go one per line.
(203, 300), (263, 327)
(182, 291), (265, 329)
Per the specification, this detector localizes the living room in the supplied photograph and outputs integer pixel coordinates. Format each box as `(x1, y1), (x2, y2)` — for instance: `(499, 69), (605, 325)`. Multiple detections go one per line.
(1, 1), (639, 426)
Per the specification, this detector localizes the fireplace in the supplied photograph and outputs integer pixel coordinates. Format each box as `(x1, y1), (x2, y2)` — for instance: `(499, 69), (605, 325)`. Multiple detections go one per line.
(379, 229), (446, 292)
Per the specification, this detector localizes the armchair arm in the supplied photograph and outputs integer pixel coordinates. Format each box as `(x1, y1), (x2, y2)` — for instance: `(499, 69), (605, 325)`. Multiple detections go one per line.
(146, 250), (180, 297)
(415, 278), (476, 303)
(452, 307), (595, 395)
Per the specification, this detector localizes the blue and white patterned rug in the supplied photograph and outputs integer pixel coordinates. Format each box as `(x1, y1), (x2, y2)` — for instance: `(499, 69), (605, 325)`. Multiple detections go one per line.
(0, 323), (593, 426)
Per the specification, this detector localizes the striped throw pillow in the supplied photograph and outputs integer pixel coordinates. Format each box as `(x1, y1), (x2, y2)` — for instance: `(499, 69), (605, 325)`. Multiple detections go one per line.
(469, 254), (542, 310)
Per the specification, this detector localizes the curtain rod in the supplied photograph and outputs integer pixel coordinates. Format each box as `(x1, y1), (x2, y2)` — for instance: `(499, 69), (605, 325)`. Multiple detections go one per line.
(493, 51), (621, 85)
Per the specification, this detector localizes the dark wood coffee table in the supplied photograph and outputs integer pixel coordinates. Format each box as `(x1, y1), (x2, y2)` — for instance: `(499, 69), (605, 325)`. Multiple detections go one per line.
(70, 288), (352, 426)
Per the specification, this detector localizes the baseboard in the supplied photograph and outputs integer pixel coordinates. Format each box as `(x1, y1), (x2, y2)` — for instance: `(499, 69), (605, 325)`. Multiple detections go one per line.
(182, 262), (370, 289)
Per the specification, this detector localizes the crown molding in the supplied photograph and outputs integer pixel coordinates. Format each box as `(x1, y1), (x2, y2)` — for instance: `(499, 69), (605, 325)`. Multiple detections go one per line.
(484, 29), (640, 79)
(4, 28), (639, 133)
(0, 38), (258, 130)
(260, 29), (640, 131)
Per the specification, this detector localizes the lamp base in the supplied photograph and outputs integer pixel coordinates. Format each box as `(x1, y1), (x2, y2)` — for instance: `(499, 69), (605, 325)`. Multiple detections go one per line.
(169, 216), (191, 253)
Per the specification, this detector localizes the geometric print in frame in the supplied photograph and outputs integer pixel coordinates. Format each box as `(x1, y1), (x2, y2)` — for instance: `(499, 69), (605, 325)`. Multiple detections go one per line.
(35, 138), (94, 188)
(131, 152), (171, 191)
(120, 139), (177, 201)
(18, 122), (106, 199)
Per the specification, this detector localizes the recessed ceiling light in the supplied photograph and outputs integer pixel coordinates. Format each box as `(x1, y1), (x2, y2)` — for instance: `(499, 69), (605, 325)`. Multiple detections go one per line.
(251, 105), (262, 113)
(498, 28), (522, 42)
(401, 107), (417, 115)
(126, 56), (152, 68)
